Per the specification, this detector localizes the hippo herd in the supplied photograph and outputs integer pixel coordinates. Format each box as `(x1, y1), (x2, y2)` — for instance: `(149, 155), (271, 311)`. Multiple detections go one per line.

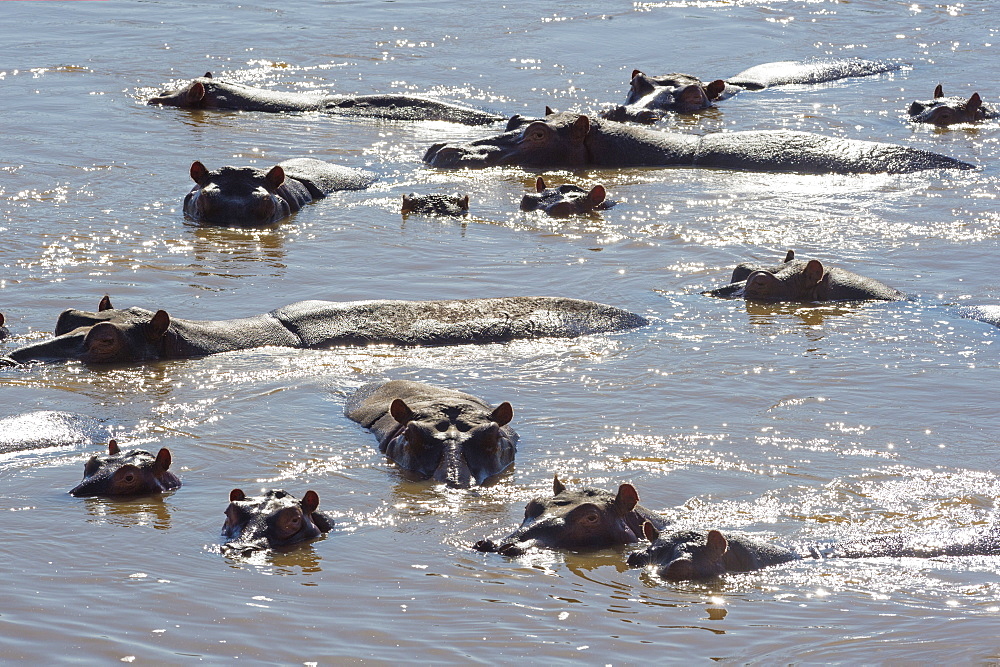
(2, 57), (999, 581)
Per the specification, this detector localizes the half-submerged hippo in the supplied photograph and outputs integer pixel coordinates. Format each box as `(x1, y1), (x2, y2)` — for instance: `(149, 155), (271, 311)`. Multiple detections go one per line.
(424, 111), (973, 175)
(908, 85), (997, 126)
(603, 58), (903, 123)
(0, 296), (647, 366)
(627, 523), (1000, 581)
(0, 410), (113, 455)
(148, 72), (504, 125)
(69, 440), (181, 497)
(520, 176), (611, 217)
(473, 476), (670, 556)
(345, 380), (517, 488)
(185, 158), (376, 226)
(703, 251), (904, 302)
(958, 305), (1000, 329)
(401, 193), (470, 216)
(222, 488), (334, 554)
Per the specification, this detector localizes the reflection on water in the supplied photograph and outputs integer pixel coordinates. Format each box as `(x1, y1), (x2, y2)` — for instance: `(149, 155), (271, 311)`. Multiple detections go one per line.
(78, 493), (175, 530)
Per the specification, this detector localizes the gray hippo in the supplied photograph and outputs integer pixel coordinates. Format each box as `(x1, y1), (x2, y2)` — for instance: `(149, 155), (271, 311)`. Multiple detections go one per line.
(703, 251), (904, 302)
(958, 305), (1000, 328)
(908, 85), (997, 125)
(401, 193), (470, 216)
(222, 488), (334, 555)
(520, 176), (611, 217)
(345, 380), (517, 488)
(604, 58), (903, 123)
(0, 410), (113, 455)
(185, 158), (376, 226)
(423, 111), (973, 174)
(69, 439), (181, 497)
(473, 476), (671, 556)
(0, 296), (648, 366)
(148, 72), (504, 125)
(627, 523), (1000, 582)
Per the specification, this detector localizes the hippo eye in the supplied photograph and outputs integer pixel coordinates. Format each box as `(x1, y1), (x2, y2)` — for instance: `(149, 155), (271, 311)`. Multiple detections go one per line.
(582, 513), (600, 524)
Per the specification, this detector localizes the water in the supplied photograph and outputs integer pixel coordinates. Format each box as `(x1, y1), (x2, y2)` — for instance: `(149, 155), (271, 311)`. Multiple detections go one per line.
(2, 0), (999, 662)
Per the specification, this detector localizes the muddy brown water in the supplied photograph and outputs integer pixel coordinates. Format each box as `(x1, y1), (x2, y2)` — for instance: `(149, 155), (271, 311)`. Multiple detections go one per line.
(2, 0), (1000, 663)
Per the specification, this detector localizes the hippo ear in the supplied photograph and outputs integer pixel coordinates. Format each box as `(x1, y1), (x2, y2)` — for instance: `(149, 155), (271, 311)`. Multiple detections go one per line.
(569, 115), (591, 143)
(705, 529), (729, 560)
(458, 195), (470, 211)
(147, 310), (171, 340)
(613, 483), (640, 516)
(705, 79), (726, 100)
(535, 176), (546, 192)
(968, 92), (982, 113)
(783, 249), (795, 263)
(0, 313), (4, 327)
(389, 398), (414, 424)
(187, 81), (206, 104)
(803, 259), (825, 286)
(230, 488), (246, 502)
(631, 69), (643, 81)
(642, 521), (660, 543)
(108, 439), (120, 455)
(301, 490), (320, 514)
(934, 84), (944, 98)
(190, 161), (210, 184)
(553, 474), (566, 496)
(545, 105), (556, 116)
(587, 185), (606, 206)
(401, 195), (414, 213)
(203, 72), (213, 79)
(154, 448), (172, 471)
(98, 295), (114, 311)
(264, 165), (285, 190)
(489, 401), (513, 426)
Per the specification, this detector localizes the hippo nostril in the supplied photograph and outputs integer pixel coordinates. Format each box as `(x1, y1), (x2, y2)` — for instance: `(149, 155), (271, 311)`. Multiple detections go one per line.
(472, 539), (499, 553)
(497, 544), (526, 557)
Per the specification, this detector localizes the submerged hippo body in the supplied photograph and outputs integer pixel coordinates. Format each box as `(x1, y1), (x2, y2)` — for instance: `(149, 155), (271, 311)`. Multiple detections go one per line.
(473, 476), (671, 556)
(704, 253), (904, 302)
(222, 488), (334, 554)
(0, 411), (113, 455)
(69, 440), (181, 497)
(520, 177), (611, 217)
(401, 193), (470, 216)
(2, 296), (648, 366)
(908, 85), (997, 126)
(345, 380), (517, 487)
(627, 523), (1000, 581)
(424, 111), (973, 175)
(148, 72), (504, 125)
(184, 158), (375, 226)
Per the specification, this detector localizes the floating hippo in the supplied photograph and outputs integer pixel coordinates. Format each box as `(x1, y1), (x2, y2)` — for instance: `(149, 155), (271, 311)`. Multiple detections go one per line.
(604, 58), (903, 122)
(473, 476), (670, 556)
(908, 85), (997, 125)
(627, 523), (1000, 581)
(345, 380), (517, 488)
(148, 72), (504, 125)
(0, 296), (648, 366)
(0, 410), (113, 455)
(424, 111), (973, 174)
(222, 488), (334, 554)
(520, 176), (611, 217)
(703, 251), (904, 302)
(69, 440), (181, 497)
(958, 305), (1000, 328)
(401, 193), (470, 216)
(185, 158), (376, 226)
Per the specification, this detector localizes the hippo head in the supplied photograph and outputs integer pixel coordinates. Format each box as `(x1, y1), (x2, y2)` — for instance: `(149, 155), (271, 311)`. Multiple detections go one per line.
(383, 397), (515, 488)
(473, 476), (642, 556)
(70, 440), (181, 497)
(184, 161), (292, 226)
(401, 193), (470, 216)
(519, 177), (609, 217)
(147, 72), (214, 107)
(221, 488), (334, 555)
(908, 85), (987, 125)
(424, 111), (593, 169)
(621, 71), (724, 113)
(741, 259), (829, 301)
(626, 524), (730, 581)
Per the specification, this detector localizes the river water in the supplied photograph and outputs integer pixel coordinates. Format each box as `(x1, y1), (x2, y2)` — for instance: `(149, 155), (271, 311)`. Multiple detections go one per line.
(2, 0), (999, 663)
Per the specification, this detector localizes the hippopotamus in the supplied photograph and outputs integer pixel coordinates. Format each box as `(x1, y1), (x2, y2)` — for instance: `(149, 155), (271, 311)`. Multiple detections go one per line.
(958, 305), (1000, 328)
(0, 410), (113, 455)
(401, 193), (470, 216)
(703, 251), (904, 302)
(345, 380), (517, 488)
(627, 523), (1000, 581)
(423, 111), (973, 174)
(0, 296), (647, 366)
(148, 72), (504, 125)
(185, 158), (376, 226)
(472, 476), (670, 556)
(603, 58), (903, 123)
(222, 488), (334, 554)
(69, 439), (181, 497)
(908, 85), (997, 126)
(519, 177), (611, 217)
